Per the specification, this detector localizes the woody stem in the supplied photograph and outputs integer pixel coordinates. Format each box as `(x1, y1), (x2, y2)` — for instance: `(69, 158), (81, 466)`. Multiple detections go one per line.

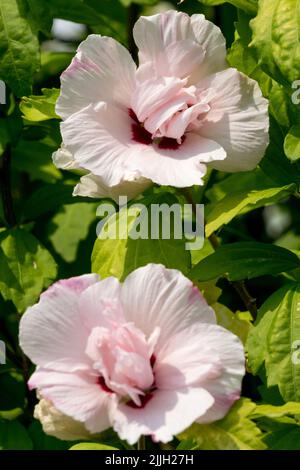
(137, 435), (146, 450)
(181, 188), (257, 319)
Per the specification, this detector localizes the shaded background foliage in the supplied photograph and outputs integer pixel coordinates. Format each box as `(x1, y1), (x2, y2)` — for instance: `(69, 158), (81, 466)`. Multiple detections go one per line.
(0, 0), (300, 450)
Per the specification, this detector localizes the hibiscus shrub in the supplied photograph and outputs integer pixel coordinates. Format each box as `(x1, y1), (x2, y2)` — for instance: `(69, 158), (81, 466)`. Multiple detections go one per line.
(0, 0), (300, 451)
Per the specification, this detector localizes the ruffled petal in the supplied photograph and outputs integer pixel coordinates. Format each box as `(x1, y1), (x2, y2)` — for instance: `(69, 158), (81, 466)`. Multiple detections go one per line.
(198, 68), (269, 172)
(154, 323), (245, 401)
(78, 277), (123, 330)
(61, 102), (226, 188)
(134, 11), (193, 71)
(121, 264), (216, 350)
(29, 368), (113, 434)
(73, 172), (152, 202)
(19, 275), (99, 372)
(112, 387), (214, 444)
(133, 11), (226, 82)
(56, 35), (136, 119)
(190, 14), (227, 82)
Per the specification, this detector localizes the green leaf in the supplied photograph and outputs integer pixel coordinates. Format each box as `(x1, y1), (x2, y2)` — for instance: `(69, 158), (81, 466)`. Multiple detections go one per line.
(49, 203), (98, 263)
(28, 421), (72, 450)
(0, 372), (26, 414)
(260, 118), (300, 186)
(18, 0), (53, 35)
(22, 183), (77, 221)
(178, 398), (266, 450)
(284, 125), (300, 162)
(92, 194), (190, 280)
(0, 0), (39, 97)
(247, 283), (300, 402)
(70, 443), (119, 450)
(190, 243), (300, 282)
(50, 0), (108, 25)
(0, 121), (10, 156)
(228, 12), (300, 130)
(0, 420), (33, 449)
(0, 228), (57, 312)
(252, 402), (300, 419)
(198, 0), (258, 14)
(250, 0), (300, 86)
(12, 140), (62, 183)
(264, 424), (300, 450)
(213, 302), (252, 344)
(205, 170), (295, 236)
(20, 89), (60, 122)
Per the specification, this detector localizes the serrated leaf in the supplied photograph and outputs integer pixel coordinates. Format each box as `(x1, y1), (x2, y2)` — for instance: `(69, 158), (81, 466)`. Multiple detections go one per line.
(284, 125), (300, 162)
(178, 398), (266, 450)
(49, 203), (98, 263)
(0, 228), (57, 312)
(92, 194), (190, 280)
(252, 402), (300, 419)
(190, 243), (300, 282)
(260, 118), (300, 186)
(12, 140), (62, 183)
(250, 0), (300, 87)
(205, 170), (295, 236)
(69, 443), (119, 450)
(198, 0), (258, 14)
(0, 420), (33, 450)
(264, 424), (300, 450)
(0, 0), (39, 97)
(20, 89), (60, 122)
(213, 302), (252, 344)
(247, 283), (300, 402)
(21, 183), (77, 221)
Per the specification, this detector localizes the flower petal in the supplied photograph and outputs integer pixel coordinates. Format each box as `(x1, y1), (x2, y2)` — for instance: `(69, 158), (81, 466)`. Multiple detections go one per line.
(154, 323), (245, 400)
(78, 277), (123, 330)
(128, 132), (225, 187)
(112, 387), (214, 444)
(56, 35), (136, 119)
(34, 398), (94, 441)
(19, 275), (99, 372)
(198, 68), (269, 172)
(121, 264), (216, 350)
(196, 326), (245, 422)
(134, 11), (226, 81)
(61, 102), (225, 188)
(61, 103), (133, 186)
(73, 172), (152, 202)
(29, 368), (112, 433)
(134, 11), (193, 71)
(190, 14), (227, 82)
(52, 145), (79, 170)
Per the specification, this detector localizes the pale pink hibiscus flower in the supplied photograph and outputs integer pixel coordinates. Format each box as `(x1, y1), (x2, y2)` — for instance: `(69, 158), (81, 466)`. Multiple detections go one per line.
(53, 10), (269, 202)
(19, 264), (245, 444)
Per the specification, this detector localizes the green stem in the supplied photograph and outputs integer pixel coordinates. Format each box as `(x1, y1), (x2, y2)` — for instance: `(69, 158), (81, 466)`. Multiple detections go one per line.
(0, 145), (17, 228)
(137, 435), (146, 450)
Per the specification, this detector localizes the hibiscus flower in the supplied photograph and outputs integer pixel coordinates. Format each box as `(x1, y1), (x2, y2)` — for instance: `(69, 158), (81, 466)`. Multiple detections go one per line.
(53, 10), (269, 202)
(19, 264), (245, 444)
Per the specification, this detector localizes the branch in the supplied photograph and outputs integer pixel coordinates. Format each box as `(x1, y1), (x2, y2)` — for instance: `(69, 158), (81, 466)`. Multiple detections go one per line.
(0, 145), (17, 228)
(181, 188), (257, 319)
(127, 3), (140, 63)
